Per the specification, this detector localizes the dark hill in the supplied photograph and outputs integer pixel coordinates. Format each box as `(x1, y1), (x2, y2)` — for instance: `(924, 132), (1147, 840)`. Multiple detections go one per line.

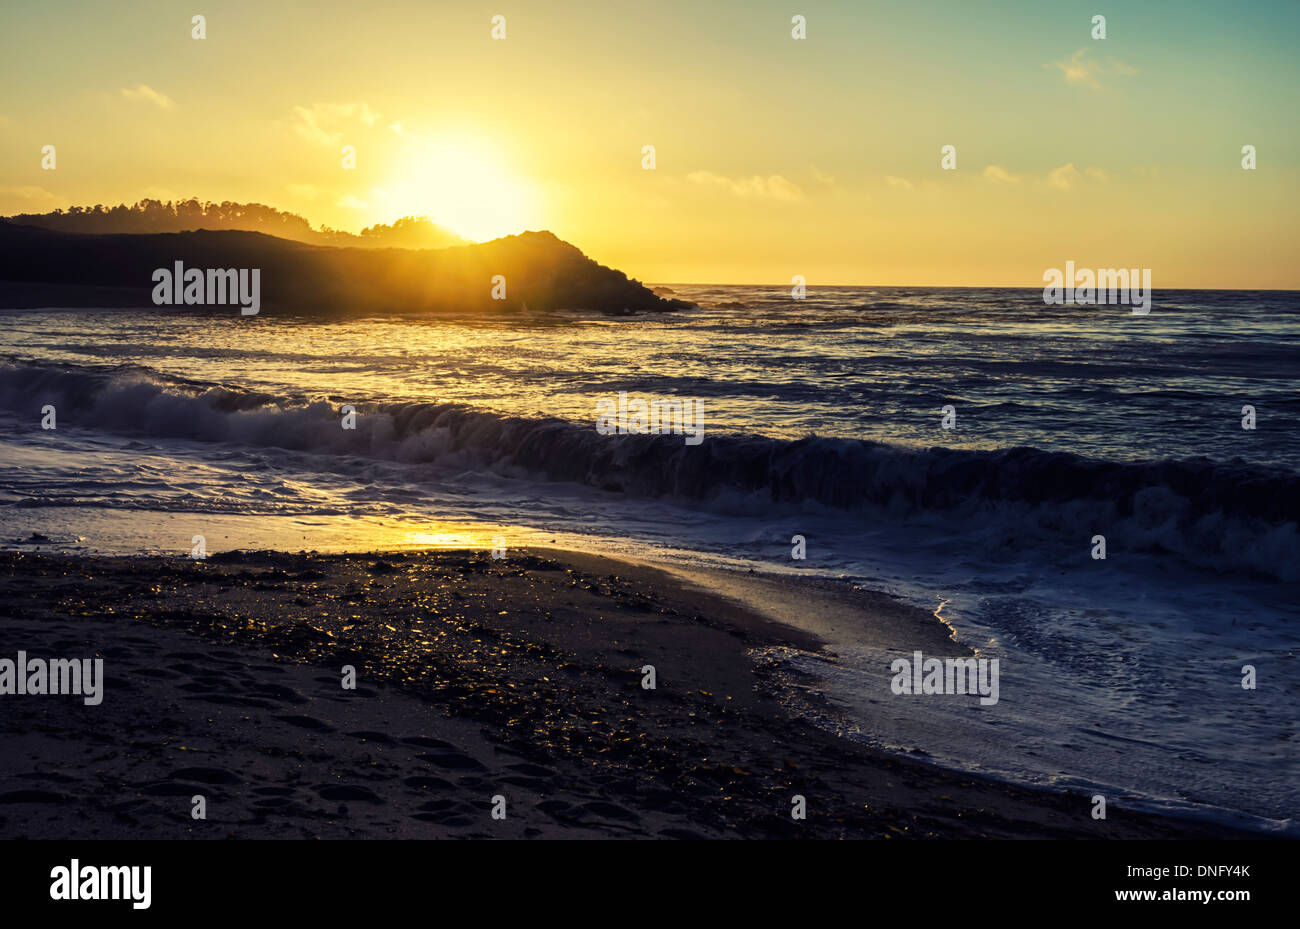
(0, 222), (689, 316)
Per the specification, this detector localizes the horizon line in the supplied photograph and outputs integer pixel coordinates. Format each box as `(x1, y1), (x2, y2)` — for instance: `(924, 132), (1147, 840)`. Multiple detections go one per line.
(650, 282), (1300, 293)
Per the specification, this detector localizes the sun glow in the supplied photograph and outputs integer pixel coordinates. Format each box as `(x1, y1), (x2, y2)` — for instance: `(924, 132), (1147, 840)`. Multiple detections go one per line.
(378, 137), (541, 243)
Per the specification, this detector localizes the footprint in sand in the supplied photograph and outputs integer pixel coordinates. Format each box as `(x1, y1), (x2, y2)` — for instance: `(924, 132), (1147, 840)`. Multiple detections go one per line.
(248, 684), (308, 704)
(316, 785), (383, 803)
(273, 715), (335, 732)
(168, 766), (242, 785)
(415, 752), (485, 771)
(0, 789), (66, 804)
(253, 796), (292, 809)
(251, 786), (295, 796)
(14, 771), (78, 784)
(400, 736), (458, 750)
(191, 694), (273, 708)
(410, 807), (474, 826)
(416, 799), (460, 812)
(140, 781), (205, 797)
(582, 800), (641, 823)
(497, 775), (550, 789)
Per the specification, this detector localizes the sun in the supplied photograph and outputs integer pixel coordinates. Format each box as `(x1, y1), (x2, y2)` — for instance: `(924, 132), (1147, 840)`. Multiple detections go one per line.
(378, 136), (541, 243)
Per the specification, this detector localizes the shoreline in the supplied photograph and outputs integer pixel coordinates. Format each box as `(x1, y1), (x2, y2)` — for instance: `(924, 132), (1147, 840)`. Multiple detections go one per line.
(0, 546), (1266, 839)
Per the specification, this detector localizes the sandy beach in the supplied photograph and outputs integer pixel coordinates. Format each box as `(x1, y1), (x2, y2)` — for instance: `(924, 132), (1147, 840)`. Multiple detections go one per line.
(0, 547), (1255, 839)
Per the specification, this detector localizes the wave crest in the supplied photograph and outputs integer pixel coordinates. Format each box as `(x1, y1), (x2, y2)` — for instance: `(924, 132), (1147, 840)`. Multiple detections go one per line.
(4, 361), (1296, 580)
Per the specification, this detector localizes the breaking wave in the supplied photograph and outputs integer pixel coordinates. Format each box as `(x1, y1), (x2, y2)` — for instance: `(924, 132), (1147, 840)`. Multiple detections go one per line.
(3, 360), (1296, 580)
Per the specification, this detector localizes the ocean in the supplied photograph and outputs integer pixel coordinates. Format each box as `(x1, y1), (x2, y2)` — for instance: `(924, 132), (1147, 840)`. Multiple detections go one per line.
(0, 284), (1296, 830)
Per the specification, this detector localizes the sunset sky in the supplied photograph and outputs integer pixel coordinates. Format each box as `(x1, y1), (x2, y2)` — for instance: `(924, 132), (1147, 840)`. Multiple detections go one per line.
(2, 0), (1297, 286)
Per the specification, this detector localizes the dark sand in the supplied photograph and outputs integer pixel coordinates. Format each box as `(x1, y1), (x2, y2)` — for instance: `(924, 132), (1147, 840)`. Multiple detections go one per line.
(0, 548), (1253, 839)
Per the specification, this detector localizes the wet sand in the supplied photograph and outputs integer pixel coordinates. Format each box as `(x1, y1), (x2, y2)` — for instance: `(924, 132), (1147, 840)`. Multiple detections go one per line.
(0, 547), (1254, 839)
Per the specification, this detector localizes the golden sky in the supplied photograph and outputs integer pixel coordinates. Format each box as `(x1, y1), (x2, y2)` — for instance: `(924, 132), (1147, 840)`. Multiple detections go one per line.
(2, 0), (1297, 286)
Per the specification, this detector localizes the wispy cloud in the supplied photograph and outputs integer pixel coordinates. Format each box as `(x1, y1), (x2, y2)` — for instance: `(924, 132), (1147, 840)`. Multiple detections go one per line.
(1048, 48), (1137, 90)
(1047, 163), (1109, 190)
(336, 194), (369, 209)
(885, 176), (913, 191)
(0, 185), (62, 211)
(979, 163), (1107, 190)
(1048, 163), (1079, 189)
(290, 102), (380, 147)
(687, 170), (804, 200)
(983, 165), (1021, 183)
(121, 84), (174, 109)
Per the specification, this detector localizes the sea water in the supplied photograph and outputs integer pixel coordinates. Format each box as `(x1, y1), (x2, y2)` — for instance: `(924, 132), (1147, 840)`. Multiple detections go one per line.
(0, 285), (1295, 830)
